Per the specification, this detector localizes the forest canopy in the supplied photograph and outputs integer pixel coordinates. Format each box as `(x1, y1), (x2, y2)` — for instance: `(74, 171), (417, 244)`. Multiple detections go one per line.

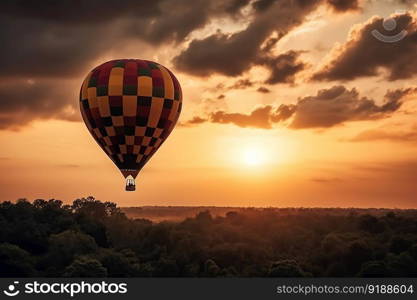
(0, 197), (417, 277)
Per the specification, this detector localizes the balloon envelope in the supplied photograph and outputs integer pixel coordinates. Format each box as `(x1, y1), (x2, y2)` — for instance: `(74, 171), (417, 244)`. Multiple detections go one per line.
(79, 59), (182, 184)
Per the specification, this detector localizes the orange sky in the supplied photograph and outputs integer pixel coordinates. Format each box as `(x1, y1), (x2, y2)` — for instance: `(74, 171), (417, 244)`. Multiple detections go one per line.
(1, 0), (417, 207)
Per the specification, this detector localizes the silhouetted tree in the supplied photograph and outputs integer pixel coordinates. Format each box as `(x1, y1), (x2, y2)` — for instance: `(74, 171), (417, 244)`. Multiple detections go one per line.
(386, 253), (417, 277)
(204, 259), (220, 277)
(64, 257), (107, 277)
(358, 261), (387, 277)
(45, 230), (98, 269)
(268, 260), (307, 277)
(99, 249), (139, 277)
(344, 241), (373, 275)
(0, 243), (35, 277)
(390, 236), (413, 254)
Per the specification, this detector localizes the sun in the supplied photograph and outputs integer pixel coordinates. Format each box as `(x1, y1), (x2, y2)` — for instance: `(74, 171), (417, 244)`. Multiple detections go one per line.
(242, 147), (265, 166)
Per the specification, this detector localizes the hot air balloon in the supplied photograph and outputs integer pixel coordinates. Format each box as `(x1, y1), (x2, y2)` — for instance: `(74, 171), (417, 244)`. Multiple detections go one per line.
(79, 59), (182, 191)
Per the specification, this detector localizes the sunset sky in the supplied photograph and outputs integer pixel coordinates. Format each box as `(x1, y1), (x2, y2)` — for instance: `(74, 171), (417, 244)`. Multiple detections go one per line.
(1, 0), (417, 208)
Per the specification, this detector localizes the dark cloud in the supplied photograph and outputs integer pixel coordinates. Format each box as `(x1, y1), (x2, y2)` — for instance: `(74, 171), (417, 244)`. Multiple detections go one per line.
(258, 50), (307, 84)
(125, 0), (250, 45)
(212, 79), (255, 92)
(182, 85), (415, 129)
(229, 79), (254, 89)
(327, 0), (359, 12)
(173, 0), (359, 79)
(173, 30), (262, 77)
(271, 104), (297, 122)
(0, 0), (249, 78)
(178, 116), (208, 127)
(257, 87), (271, 93)
(252, 0), (277, 12)
(188, 116), (208, 125)
(210, 106), (274, 129)
(0, 0), (160, 24)
(313, 13), (417, 81)
(0, 79), (79, 130)
(0, 16), (115, 78)
(0, 3), (135, 78)
(290, 86), (411, 129)
(173, 0), (323, 77)
(182, 104), (295, 129)
(225, 0), (252, 14)
(384, 87), (417, 106)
